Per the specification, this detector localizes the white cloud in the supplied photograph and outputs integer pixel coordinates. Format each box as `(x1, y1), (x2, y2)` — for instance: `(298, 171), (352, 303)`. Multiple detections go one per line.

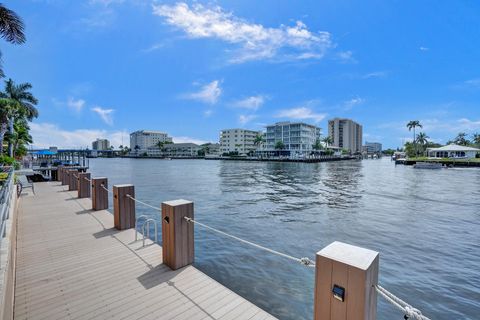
(464, 78), (480, 88)
(30, 122), (128, 149)
(362, 71), (387, 79)
(276, 107), (326, 123)
(89, 0), (125, 6)
(344, 97), (365, 110)
(66, 97), (85, 112)
(420, 46), (429, 51)
(203, 109), (213, 117)
(91, 106), (114, 125)
(153, 3), (332, 63)
(172, 136), (210, 145)
(232, 95), (267, 111)
(184, 80), (222, 104)
(337, 50), (356, 63)
(238, 114), (257, 125)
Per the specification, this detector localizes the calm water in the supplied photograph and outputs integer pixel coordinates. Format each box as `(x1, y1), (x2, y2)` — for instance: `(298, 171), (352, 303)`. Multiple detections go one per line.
(88, 158), (480, 320)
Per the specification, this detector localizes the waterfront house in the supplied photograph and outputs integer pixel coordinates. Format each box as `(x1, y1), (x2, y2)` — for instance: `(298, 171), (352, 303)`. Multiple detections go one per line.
(427, 144), (480, 159)
(219, 128), (261, 155)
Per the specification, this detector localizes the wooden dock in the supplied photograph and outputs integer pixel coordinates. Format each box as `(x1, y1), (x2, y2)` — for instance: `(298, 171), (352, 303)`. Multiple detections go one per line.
(13, 182), (277, 320)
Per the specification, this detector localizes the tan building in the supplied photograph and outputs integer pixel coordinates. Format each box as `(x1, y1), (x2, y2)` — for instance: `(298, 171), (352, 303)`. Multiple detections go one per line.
(219, 129), (261, 155)
(328, 118), (363, 153)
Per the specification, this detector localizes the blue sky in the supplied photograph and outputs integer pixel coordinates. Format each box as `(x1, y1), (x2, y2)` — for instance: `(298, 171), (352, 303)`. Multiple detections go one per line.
(3, 0), (480, 149)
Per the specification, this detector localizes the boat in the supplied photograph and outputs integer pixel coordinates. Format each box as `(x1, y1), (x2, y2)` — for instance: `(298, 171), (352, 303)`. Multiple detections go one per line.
(413, 162), (443, 169)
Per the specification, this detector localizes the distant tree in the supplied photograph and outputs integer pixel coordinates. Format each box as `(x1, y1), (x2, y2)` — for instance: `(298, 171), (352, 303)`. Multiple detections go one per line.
(274, 141), (285, 150)
(406, 120), (422, 156)
(322, 136), (332, 148)
(454, 132), (470, 146)
(416, 132), (429, 154)
(253, 134), (264, 148)
(312, 139), (323, 151)
(0, 4), (26, 77)
(473, 133), (480, 146)
(156, 141), (164, 151)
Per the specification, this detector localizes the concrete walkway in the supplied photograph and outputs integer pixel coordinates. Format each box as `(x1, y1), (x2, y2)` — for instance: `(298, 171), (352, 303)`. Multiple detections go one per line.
(13, 182), (277, 320)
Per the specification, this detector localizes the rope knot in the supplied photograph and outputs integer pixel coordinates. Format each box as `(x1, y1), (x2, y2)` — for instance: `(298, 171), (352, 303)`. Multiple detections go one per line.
(300, 257), (314, 266)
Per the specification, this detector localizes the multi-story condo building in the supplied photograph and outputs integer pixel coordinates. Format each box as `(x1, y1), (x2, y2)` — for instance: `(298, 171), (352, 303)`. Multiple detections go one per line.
(219, 129), (261, 155)
(264, 122), (321, 155)
(92, 139), (110, 151)
(130, 130), (172, 154)
(363, 142), (382, 153)
(328, 118), (363, 154)
(162, 143), (201, 158)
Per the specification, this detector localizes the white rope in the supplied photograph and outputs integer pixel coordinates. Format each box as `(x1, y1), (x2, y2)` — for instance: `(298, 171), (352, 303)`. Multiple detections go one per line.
(126, 194), (161, 212)
(84, 177), (91, 182)
(375, 285), (431, 320)
(100, 184), (113, 194)
(73, 173), (79, 179)
(184, 217), (315, 267)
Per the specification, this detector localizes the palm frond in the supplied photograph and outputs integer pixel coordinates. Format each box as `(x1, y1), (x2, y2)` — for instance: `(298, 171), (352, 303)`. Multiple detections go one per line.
(0, 4), (26, 44)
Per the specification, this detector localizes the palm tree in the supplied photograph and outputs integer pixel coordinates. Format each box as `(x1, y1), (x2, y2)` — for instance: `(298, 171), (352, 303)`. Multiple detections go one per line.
(415, 132), (429, 155)
(0, 97), (20, 154)
(406, 120), (422, 157)
(0, 4), (26, 77)
(0, 79), (38, 156)
(473, 133), (480, 146)
(11, 117), (32, 156)
(312, 139), (323, 151)
(322, 136), (332, 148)
(253, 134), (264, 148)
(454, 132), (469, 146)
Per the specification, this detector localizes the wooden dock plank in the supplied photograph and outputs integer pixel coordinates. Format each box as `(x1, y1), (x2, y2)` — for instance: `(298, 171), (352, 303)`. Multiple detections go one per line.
(13, 182), (277, 320)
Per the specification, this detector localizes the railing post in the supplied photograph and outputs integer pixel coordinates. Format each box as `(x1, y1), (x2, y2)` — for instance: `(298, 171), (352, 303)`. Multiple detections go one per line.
(68, 170), (78, 191)
(61, 168), (69, 185)
(92, 177), (108, 210)
(113, 184), (135, 230)
(161, 199), (194, 270)
(56, 166), (64, 182)
(77, 172), (91, 198)
(314, 241), (379, 320)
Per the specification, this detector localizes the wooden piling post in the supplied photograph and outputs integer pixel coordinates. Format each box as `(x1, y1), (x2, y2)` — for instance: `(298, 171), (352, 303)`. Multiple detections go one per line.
(57, 166), (64, 182)
(113, 185), (135, 230)
(314, 241), (379, 320)
(161, 199), (194, 270)
(61, 168), (69, 185)
(77, 172), (91, 198)
(92, 178), (108, 210)
(68, 170), (78, 191)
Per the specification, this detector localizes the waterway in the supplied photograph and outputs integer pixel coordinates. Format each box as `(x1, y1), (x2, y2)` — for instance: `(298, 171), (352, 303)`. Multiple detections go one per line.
(88, 157), (480, 320)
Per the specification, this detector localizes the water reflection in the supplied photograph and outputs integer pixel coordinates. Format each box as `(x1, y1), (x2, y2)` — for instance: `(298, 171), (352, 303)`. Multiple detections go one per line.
(88, 158), (480, 320)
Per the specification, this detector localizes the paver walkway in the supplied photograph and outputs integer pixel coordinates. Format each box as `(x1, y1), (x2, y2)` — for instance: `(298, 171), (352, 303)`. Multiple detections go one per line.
(13, 182), (277, 320)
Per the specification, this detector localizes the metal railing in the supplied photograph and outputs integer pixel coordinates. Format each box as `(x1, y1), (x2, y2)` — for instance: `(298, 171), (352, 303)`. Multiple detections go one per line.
(0, 167), (15, 242)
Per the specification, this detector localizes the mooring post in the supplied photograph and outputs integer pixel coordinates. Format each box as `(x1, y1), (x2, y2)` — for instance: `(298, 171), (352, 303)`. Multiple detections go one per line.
(57, 166), (64, 182)
(61, 168), (69, 185)
(77, 172), (91, 198)
(314, 241), (379, 320)
(92, 177), (108, 210)
(113, 184), (136, 230)
(161, 199), (194, 270)
(68, 170), (78, 191)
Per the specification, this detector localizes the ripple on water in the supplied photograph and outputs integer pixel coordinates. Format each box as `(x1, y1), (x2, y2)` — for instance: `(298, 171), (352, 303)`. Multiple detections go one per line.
(89, 158), (480, 320)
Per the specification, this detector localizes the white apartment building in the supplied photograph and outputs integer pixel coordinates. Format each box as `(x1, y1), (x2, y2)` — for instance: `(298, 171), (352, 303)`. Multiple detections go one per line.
(130, 130), (172, 154)
(219, 129), (261, 155)
(263, 122), (321, 155)
(328, 118), (363, 154)
(363, 142), (382, 153)
(92, 139), (110, 151)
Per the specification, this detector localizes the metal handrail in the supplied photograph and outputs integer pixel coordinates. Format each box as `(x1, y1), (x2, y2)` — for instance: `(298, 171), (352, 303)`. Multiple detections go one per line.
(135, 215), (149, 241)
(142, 218), (158, 247)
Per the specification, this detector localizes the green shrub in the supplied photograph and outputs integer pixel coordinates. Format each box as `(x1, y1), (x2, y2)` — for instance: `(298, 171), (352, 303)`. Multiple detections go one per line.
(0, 155), (19, 169)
